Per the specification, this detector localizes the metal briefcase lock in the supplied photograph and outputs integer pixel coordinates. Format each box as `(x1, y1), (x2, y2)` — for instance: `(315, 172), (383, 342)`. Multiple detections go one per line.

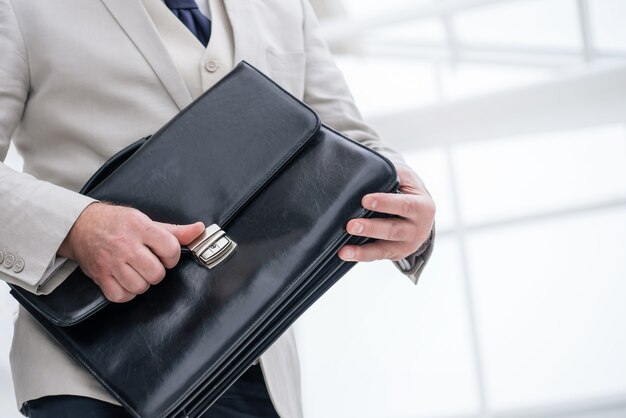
(188, 224), (237, 269)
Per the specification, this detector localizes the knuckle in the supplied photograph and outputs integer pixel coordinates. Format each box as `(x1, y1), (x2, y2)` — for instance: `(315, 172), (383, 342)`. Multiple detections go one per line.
(120, 294), (136, 303)
(125, 245), (142, 261)
(136, 281), (151, 294)
(388, 221), (406, 242)
(93, 247), (111, 263)
(103, 286), (127, 303)
(381, 248), (395, 261)
(161, 259), (174, 270)
(380, 245), (404, 261)
(128, 209), (150, 228)
(168, 235), (181, 255)
(128, 279), (148, 295)
(140, 221), (158, 236)
(389, 252), (404, 261)
(162, 258), (178, 270)
(163, 242), (181, 269)
(109, 295), (124, 303)
(147, 265), (166, 285)
(125, 209), (142, 225)
(90, 262), (108, 279)
(110, 233), (132, 250)
(402, 197), (419, 217)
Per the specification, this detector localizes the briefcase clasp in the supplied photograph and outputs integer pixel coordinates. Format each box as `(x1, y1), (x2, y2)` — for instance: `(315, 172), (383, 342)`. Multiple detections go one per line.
(188, 224), (237, 269)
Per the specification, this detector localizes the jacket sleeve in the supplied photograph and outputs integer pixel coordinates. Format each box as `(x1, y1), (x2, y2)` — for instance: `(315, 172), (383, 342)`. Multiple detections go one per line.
(300, 0), (434, 284)
(0, 0), (96, 294)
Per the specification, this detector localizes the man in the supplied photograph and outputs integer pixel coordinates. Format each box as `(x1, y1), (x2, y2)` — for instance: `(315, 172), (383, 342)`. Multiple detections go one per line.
(0, 0), (435, 416)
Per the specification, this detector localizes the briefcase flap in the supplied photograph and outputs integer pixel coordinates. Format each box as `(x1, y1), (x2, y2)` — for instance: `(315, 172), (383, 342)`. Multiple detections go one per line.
(10, 62), (322, 327)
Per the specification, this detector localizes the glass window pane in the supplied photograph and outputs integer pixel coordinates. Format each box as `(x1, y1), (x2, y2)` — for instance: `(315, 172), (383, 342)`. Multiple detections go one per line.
(335, 56), (439, 116)
(296, 238), (480, 418)
(454, 0), (581, 49)
(341, 0), (431, 20)
(589, 0), (626, 52)
(441, 64), (552, 100)
(452, 124), (626, 225)
(365, 18), (447, 45)
(467, 207), (626, 410)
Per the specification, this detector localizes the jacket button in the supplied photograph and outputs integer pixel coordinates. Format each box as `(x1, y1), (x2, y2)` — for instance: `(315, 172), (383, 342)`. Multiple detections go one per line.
(0, 250), (4, 264)
(13, 258), (25, 273)
(3, 253), (15, 269)
(205, 60), (219, 73)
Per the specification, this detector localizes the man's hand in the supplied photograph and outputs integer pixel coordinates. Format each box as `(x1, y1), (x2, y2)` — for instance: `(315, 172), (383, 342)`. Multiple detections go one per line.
(58, 202), (205, 303)
(338, 163), (435, 263)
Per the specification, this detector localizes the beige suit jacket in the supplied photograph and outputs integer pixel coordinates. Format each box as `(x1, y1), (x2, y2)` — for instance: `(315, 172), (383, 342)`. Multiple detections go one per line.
(0, 0), (433, 416)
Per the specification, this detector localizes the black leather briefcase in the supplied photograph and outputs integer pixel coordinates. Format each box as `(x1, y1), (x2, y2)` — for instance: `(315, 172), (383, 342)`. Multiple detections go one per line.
(9, 62), (399, 418)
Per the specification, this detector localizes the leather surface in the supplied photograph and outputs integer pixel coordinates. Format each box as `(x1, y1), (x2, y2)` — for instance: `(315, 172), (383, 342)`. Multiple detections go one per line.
(11, 62), (398, 418)
(11, 62), (320, 327)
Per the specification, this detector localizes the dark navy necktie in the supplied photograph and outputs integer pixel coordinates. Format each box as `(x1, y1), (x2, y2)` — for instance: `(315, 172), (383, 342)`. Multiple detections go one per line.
(164, 0), (212, 47)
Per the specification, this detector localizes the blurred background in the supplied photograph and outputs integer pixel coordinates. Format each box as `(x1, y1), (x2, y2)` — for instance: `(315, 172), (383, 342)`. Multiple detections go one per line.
(1, 0), (625, 417)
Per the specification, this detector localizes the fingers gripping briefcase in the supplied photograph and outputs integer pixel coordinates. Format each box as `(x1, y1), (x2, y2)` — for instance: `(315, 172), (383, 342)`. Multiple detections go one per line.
(9, 62), (399, 418)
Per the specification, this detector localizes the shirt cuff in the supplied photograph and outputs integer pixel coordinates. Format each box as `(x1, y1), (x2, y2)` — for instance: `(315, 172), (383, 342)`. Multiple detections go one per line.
(35, 256), (80, 295)
(393, 223), (435, 285)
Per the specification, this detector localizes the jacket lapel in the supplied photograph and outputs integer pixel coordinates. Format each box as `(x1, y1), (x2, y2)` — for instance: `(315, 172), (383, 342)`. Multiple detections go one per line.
(99, 0), (192, 110)
(223, 0), (260, 65)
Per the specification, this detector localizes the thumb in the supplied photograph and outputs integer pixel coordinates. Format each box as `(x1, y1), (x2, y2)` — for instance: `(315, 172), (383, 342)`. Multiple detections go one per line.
(157, 221), (205, 246)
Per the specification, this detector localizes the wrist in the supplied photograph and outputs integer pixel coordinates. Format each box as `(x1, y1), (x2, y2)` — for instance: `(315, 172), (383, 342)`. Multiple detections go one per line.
(57, 201), (101, 260)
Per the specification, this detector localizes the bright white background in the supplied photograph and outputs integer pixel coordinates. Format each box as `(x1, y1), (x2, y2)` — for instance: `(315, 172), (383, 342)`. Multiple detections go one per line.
(1, 0), (626, 417)
(297, 1), (626, 417)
